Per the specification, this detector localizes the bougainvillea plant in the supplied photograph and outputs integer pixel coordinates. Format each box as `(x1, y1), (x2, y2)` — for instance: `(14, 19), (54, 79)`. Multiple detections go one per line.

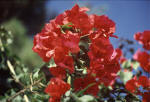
(32, 4), (150, 102)
(125, 31), (150, 102)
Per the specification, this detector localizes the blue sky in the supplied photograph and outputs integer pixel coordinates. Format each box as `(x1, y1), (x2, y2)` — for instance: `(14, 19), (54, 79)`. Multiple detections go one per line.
(45, 0), (150, 49)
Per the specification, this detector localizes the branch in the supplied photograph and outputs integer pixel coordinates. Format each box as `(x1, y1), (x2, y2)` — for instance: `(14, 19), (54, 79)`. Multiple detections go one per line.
(7, 77), (44, 102)
(7, 60), (25, 87)
(70, 93), (81, 102)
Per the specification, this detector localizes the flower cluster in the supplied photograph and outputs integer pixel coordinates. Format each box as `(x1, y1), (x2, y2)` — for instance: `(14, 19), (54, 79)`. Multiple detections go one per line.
(133, 30), (150, 73)
(134, 31), (150, 50)
(125, 76), (150, 102)
(125, 30), (150, 102)
(33, 4), (121, 101)
(45, 78), (70, 102)
(133, 50), (150, 72)
(125, 76), (150, 93)
(133, 30), (150, 72)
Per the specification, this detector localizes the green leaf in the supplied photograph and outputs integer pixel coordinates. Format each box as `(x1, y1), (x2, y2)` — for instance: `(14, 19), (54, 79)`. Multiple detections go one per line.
(65, 90), (71, 97)
(122, 60), (139, 70)
(122, 60), (131, 69)
(79, 95), (95, 102)
(60, 22), (73, 34)
(61, 22), (73, 29)
(33, 68), (41, 79)
(119, 70), (133, 84)
(131, 61), (139, 70)
(63, 97), (71, 102)
(76, 83), (96, 96)
(48, 58), (56, 68)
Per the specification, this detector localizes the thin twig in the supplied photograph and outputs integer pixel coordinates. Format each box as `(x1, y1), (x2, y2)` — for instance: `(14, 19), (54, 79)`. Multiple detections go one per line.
(24, 95), (29, 102)
(7, 60), (25, 87)
(7, 77), (44, 102)
(70, 93), (81, 102)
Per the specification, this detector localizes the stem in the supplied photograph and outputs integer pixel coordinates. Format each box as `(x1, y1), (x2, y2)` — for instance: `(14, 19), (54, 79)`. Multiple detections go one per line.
(0, 38), (4, 51)
(76, 83), (96, 97)
(80, 34), (90, 38)
(7, 60), (25, 87)
(24, 95), (29, 102)
(70, 93), (81, 102)
(7, 77), (44, 102)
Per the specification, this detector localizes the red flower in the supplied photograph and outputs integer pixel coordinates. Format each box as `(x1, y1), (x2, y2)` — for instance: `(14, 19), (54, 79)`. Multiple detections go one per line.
(55, 4), (92, 36)
(49, 67), (66, 79)
(88, 37), (120, 86)
(88, 37), (114, 61)
(74, 75), (99, 97)
(111, 48), (127, 64)
(45, 78), (70, 100)
(32, 4), (121, 101)
(138, 76), (150, 88)
(111, 48), (122, 62)
(142, 92), (150, 102)
(74, 78), (86, 91)
(32, 33), (54, 62)
(89, 14), (116, 38)
(125, 78), (138, 93)
(53, 46), (69, 62)
(88, 60), (120, 86)
(64, 4), (92, 35)
(126, 76), (150, 94)
(88, 60), (104, 76)
(120, 56), (127, 64)
(42, 19), (62, 35)
(98, 73), (117, 86)
(54, 56), (74, 74)
(133, 50), (150, 72)
(32, 30), (69, 62)
(49, 97), (60, 102)
(104, 62), (120, 75)
(62, 31), (80, 53)
(134, 30), (150, 50)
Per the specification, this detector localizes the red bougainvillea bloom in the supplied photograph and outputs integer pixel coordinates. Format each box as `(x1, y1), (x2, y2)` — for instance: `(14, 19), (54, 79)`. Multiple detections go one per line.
(111, 48), (127, 64)
(103, 62), (120, 76)
(32, 33), (54, 62)
(120, 56), (127, 64)
(126, 76), (150, 94)
(133, 50), (150, 72)
(87, 44), (120, 87)
(33, 4), (121, 101)
(89, 14), (117, 38)
(88, 37), (114, 61)
(49, 97), (60, 102)
(45, 78), (70, 100)
(88, 59), (120, 86)
(138, 76), (150, 88)
(49, 67), (66, 79)
(88, 60), (104, 76)
(142, 92), (150, 102)
(134, 30), (150, 50)
(42, 19), (62, 34)
(111, 48), (122, 61)
(74, 75), (99, 97)
(64, 4), (92, 35)
(55, 4), (92, 35)
(62, 31), (80, 53)
(54, 56), (74, 74)
(125, 78), (138, 93)
(33, 4), (117, 63)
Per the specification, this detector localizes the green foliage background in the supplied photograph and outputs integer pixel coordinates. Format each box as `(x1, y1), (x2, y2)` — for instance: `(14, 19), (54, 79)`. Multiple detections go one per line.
(0, 26), (49, 102)
(2, 18), (43, 68)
